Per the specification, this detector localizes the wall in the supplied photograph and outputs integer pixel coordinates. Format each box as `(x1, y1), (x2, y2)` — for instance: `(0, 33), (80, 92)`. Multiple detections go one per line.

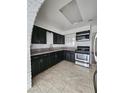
(65, 33), (76, 47)
(91, 25), (97, 52)
(27, 0), (45, 90)
(90, 24), (97, 63)
(63, 25), (90, 35)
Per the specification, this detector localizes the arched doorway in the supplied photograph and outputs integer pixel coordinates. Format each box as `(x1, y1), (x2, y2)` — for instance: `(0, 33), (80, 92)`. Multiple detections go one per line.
(27, 0), (46, 90)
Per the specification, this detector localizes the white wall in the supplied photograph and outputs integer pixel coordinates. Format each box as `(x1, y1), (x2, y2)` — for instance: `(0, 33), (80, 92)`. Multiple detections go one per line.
(65, 33), (76, 47)
(91, 25), (97, 52)
(63, 25), (90, 35)
(90, 24), (97, 63)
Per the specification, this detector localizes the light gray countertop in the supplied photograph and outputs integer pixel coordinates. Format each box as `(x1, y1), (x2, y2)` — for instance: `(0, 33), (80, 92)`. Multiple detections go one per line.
(31, 47), (76, 56)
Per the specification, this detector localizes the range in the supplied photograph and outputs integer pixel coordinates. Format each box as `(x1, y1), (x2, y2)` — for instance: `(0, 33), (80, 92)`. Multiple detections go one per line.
(75, 46), (90, 67)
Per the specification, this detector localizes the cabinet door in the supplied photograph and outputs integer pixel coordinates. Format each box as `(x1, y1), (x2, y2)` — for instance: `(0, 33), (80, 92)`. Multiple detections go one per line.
(39, 56), (46, 72)
(49, 52), (55, 67)
(59, 35), (65, 44)
(31, 25), (46, 44)
(63, 51), (66, 60)
(65, 51), (75, 62)
(31, 56), (40, 77)
(70, 51), (75, 62)
(54, 52), (59, 64)
(57, 51), (61, 62)
(62, 35), (65, 44)
(42, 54), (50, 70)
(53, 33), (65, 44)
(39, 29), (46, 44)
(65, 51), (70, 61)
(60, 51), (64, 61)
(31, 26), (40, 43)
(59, 35), (62, 44)
(53, 33), (57, 44)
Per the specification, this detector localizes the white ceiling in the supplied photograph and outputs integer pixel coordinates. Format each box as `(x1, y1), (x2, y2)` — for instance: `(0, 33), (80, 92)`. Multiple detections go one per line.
(34, 0), (97, 32)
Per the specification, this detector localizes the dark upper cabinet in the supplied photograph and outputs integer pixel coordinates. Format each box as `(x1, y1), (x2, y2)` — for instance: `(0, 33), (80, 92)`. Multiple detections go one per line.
(53, 33), (65, 44)
(31, 25), (46, 44)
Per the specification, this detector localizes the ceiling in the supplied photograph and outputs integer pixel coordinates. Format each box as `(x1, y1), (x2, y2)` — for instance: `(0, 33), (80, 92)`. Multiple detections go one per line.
(34, 0), (97, 32)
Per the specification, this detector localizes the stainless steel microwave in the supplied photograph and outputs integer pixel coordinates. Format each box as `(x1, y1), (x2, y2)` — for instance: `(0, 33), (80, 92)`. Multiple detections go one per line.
(76, 30), (90, 41)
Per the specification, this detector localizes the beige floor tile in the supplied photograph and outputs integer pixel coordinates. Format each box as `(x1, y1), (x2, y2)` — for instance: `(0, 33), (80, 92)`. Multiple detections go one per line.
(27, 85), (41, 93)
(36, 79), (53, 93)
(62, 85), (78, 93)
(47, 87), (62, 93)
(28, 61), (96, 93)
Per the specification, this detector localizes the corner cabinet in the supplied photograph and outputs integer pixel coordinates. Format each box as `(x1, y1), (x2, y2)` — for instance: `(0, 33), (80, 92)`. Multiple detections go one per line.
(31, 50), (64, 78)
(31, 25), (47, 44)
(53, 33), (65, 44)
(64, 51), (75, 63)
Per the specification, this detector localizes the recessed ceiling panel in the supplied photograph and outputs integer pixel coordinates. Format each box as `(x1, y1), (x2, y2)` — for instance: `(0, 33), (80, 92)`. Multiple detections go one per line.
(60, 0), (83, 24)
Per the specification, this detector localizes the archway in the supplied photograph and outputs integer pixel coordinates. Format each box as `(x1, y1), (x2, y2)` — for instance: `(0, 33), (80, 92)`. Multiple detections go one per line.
(27, 0), (45, 90)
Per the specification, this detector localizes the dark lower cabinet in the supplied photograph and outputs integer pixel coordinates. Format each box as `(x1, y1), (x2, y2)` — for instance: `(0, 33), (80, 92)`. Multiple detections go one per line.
(41, 54), (50, 70)
(57, 51), (64, 62)
(65, 51), (70, 61)
(31, 54), (50, 78)
(39, 56), (46, 72)
(54, 53), (58, 64)
(64, 51), (75, 63)
(31, 55), (41, 77)
(31, 50), (75, 78)
(49, 52), (57, 66)
(70, 51), (75, 62)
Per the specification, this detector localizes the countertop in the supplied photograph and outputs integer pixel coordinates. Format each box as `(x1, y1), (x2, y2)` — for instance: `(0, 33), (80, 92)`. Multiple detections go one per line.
(31, 47), (76, 56)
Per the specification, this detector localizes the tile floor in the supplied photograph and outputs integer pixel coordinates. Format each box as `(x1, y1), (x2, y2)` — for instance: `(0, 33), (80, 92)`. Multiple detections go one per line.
(28, 61), (96, 93)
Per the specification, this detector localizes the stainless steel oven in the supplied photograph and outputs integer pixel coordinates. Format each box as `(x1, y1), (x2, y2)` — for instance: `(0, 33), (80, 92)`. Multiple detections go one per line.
(75, 46), (90, 67)
(75, 53), (89, 63)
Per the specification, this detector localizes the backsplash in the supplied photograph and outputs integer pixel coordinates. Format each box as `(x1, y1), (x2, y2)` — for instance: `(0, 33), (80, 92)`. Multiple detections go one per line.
(65, 33), (76, 47)
(31, 44), (65, 49)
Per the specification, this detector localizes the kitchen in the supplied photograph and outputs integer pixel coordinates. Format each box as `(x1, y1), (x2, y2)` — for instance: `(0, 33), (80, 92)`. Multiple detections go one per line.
(28, 0), (97, 93)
